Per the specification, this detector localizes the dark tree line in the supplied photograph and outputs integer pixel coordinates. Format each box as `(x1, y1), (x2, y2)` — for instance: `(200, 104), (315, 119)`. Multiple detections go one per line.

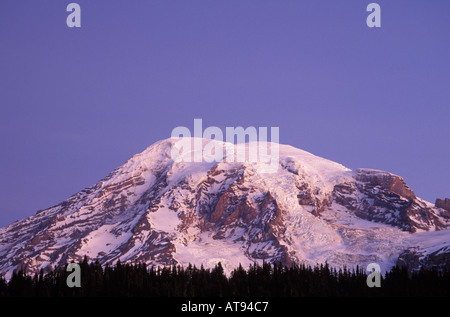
(0, 258), (449, 297)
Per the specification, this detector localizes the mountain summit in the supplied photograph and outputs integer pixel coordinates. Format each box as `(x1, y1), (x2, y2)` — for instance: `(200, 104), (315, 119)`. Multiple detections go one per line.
(1, 138), (449, 279)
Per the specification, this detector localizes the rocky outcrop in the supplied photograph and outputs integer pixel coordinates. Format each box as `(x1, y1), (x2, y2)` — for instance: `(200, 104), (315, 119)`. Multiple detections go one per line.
(331, 169), (450, 232)
(436, 198), (450, 212)
(397, 246), (450, 274)
(355, 168), (415, 200)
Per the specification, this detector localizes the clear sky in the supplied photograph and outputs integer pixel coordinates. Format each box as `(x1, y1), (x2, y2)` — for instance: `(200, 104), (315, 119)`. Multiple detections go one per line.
(0, 0), (449, 226)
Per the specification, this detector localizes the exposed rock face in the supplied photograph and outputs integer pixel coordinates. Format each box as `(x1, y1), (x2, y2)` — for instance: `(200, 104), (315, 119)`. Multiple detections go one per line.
(332, 169), (448, 232)
(436, 198), (450, 212)
(397, 245), (450, 274)
(0, 138), (449, 279)
(355, 168), (416, 200)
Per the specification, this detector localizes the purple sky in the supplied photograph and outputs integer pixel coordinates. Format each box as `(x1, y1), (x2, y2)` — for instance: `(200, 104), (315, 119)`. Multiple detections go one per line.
(1, 0), (449, 226)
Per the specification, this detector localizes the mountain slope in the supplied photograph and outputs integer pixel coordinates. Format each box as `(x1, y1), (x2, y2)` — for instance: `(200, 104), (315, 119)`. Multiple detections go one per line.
(1, 138), (449, 279)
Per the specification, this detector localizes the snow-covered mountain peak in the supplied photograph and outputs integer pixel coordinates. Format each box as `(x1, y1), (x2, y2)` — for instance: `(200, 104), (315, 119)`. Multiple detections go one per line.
(0, 138), (449, 279)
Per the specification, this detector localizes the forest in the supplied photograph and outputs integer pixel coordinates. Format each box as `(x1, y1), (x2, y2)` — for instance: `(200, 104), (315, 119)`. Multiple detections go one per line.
(0, 258), (448, 297)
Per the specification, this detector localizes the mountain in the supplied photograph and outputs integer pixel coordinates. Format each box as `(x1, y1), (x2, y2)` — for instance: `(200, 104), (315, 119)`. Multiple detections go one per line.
(1, 138), (449, 279)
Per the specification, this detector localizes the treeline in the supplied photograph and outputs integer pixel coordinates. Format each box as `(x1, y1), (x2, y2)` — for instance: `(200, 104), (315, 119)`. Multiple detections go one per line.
(0, 258), (449, 297)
